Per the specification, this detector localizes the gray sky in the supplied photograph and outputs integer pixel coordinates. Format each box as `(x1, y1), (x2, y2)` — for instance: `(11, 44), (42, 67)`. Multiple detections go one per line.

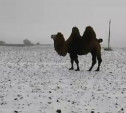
(0, 0), (126, 47)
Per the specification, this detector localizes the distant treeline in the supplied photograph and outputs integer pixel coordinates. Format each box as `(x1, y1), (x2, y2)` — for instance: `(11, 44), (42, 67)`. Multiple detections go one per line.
(0, 44), (41, 47)
(2, 44), (29, 47)
(0, 39), (40, 46)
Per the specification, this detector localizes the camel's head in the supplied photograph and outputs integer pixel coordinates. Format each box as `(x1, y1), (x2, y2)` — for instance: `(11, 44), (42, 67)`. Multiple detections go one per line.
(51, 32), (67, 56)
(51, 32), (65, 43)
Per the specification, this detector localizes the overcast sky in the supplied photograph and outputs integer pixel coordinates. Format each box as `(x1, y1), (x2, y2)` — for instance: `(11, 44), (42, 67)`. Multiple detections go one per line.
(0, 0), (126, 47)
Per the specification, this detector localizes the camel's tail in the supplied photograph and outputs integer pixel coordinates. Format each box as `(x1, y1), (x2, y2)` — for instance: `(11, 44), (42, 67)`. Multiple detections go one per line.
(98, 38), (103, 43)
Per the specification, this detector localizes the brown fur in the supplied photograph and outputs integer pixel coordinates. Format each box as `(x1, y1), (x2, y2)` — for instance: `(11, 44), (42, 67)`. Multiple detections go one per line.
(51, 26), (103, 71)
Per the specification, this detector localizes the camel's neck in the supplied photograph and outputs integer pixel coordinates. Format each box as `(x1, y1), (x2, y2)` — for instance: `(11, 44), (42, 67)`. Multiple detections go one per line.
(54, 40), (67, 56)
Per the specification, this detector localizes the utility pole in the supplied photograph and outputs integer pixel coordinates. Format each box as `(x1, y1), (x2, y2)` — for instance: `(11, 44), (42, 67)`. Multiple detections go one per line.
(108, 20), (111, 50)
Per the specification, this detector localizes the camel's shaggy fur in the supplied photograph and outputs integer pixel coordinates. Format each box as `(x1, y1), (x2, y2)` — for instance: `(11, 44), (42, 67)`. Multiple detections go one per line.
(51, 26), (103, 71)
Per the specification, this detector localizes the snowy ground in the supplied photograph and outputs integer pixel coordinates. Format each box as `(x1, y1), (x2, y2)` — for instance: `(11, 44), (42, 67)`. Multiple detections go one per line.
(0, 45), (126, 113)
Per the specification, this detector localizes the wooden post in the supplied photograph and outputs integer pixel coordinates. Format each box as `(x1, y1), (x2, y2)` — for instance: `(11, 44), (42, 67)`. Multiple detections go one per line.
(108, 20), (111, 50)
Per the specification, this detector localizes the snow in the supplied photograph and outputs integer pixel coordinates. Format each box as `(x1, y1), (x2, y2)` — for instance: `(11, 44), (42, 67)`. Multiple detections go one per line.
(0, 45), (126, 113)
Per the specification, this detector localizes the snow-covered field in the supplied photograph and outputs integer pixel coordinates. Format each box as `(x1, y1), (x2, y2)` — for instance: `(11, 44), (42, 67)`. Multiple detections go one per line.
(0, 45), (126, 113)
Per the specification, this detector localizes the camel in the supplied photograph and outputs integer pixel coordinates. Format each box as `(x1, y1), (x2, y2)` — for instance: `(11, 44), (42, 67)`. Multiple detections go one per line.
(51, 26), (103, 71)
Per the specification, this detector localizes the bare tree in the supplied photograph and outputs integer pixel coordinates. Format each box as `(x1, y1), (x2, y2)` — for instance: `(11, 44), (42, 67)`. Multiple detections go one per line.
(36, 42), (40, 45)
(108, 20), (111, 50)
(0, 41), (6, 46)
(105, 20), (112, 51)
(23, 39), (33, 46)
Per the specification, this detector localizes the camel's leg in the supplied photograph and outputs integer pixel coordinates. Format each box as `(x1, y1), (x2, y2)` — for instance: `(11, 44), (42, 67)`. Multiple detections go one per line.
(69, 54), (74, 70)
(75, 55), (80, 71)
(88, 52), (97, 71)
(95, 53), (102, 71)
(69, 59), (74, 70)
